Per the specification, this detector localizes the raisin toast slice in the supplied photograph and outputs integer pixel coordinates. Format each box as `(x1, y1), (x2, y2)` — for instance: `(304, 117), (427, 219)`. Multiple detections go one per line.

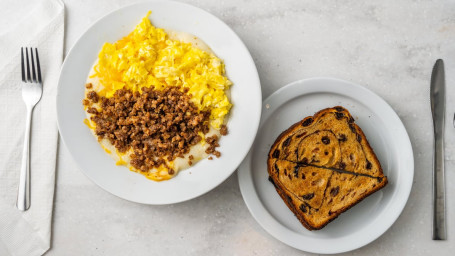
(267, 106), (387, 230)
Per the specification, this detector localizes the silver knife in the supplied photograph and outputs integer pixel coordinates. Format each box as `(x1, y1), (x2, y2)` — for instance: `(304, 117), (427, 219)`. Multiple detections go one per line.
(430, 59), (446, 240)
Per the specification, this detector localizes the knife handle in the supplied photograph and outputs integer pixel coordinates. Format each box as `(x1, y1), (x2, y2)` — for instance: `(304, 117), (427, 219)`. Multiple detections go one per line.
(433, 123), (446, 240)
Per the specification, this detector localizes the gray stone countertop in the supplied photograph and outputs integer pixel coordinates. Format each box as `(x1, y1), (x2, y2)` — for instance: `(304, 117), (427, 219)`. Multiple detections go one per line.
(48, 0), (455, 255)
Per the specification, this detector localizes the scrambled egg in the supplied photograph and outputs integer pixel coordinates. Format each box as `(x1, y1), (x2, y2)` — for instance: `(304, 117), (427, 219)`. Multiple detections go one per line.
(91, 11), (232, 128)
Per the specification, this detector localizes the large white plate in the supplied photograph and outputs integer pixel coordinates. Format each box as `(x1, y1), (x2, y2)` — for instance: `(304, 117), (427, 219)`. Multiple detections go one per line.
(57, 1), (261, 204)
(238, 78), (413, 254)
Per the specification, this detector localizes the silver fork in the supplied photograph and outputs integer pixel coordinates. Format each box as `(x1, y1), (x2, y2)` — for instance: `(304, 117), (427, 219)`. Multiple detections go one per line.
(17, 47), (43, 211)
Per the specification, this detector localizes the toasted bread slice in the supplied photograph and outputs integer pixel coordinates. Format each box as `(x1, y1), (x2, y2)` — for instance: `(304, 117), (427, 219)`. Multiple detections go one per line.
(267, 106), (387, 230)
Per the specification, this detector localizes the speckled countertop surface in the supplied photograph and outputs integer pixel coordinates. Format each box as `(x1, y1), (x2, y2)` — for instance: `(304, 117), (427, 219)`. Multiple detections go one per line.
(49, 0), (454, 255)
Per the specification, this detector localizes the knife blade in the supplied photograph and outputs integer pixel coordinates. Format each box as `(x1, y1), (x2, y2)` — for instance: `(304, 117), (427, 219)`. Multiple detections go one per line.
(430, 59), (446, 240)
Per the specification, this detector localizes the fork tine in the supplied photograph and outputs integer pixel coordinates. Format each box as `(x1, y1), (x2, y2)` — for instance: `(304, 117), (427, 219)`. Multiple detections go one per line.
(25, 47), (31, 82)
(35, 48), (42, 84)
(21, 48), (25, 82)
(30, 48), (37, 82)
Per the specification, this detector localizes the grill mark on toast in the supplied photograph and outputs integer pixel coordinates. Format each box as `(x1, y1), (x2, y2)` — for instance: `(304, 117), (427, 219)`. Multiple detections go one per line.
(295, 162), (383, 181)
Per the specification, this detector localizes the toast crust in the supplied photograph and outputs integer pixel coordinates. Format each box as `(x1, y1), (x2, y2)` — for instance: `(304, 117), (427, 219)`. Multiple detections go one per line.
(267, 106), (388, 230)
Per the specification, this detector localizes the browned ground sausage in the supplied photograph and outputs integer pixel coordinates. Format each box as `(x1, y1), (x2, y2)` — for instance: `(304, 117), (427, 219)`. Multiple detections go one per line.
(85, 86), (225, 171)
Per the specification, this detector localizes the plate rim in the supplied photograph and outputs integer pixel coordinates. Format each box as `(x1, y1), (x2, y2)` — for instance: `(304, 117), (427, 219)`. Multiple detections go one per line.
(56, 0), (262, 205)
(238, 77), (414, 254)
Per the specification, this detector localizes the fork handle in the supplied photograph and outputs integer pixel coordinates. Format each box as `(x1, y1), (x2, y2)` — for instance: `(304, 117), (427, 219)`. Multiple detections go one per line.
(17, 107), (33, 211)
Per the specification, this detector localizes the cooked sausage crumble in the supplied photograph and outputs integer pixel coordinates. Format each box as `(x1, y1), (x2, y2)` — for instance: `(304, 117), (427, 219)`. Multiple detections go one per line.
(85, 86), (227, 172)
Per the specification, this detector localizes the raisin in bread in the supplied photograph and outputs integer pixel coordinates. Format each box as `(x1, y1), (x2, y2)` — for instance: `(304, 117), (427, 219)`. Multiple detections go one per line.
(267, 106), (387, 230)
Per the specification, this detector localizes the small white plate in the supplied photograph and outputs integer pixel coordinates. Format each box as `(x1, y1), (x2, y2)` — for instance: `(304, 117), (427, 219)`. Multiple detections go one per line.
(57, 1), (261, 204)
(238, 77), (413, 254)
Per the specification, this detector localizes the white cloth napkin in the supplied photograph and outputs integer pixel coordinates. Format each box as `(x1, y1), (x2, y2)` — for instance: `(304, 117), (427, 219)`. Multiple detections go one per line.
(0, 0), (64, 255)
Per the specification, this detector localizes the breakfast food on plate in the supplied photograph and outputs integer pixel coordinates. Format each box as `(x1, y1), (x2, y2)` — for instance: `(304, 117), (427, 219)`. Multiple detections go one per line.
(82, 12), (232, 181)
(267, 106), (387, 230)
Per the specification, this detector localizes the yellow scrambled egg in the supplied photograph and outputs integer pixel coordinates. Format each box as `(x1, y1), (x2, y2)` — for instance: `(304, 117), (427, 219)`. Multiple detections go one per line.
(91, 11), (232, 129)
